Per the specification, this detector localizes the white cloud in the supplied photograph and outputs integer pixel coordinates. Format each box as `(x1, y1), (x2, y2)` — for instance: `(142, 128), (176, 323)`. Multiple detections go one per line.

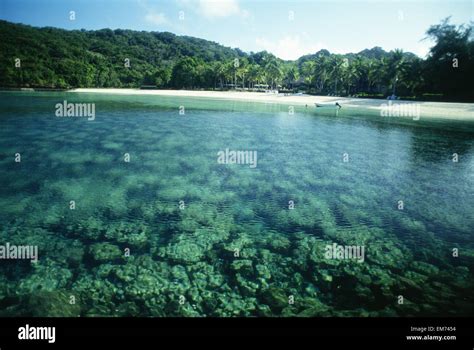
(412, 43), (431, 58)
(255, 35), (328, 60)
(198, 0), (241, 18)
(145, 12), (169, 25)
(138, 0), (169, 26)
(175, 0), (250, 20)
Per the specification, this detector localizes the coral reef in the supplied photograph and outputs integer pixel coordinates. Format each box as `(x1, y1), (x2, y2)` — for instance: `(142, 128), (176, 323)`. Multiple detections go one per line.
(0, 92), (473, 316)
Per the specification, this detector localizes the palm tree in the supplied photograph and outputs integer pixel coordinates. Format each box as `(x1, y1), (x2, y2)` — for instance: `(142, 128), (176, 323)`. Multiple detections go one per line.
(366, 60), (378, 93)
(237, 66), (248, 89)
(302, 60), (316, 90)
(344, 57), (364, 95)
(284, 66), (299, 90)
(216, 62), (226, 88)
(372, 57), (389, 95)
(247, 64), (263, 88)
(313, 55), (331, 93)
(401, 57), (423, 97)
(388, 49), (406, 96)
(330, 55), (345, 95)
(264, 58), (282, 90)
(222, 61), (234, 87)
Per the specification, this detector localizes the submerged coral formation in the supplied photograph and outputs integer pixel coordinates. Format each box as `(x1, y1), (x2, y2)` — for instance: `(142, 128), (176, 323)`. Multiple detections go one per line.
(0, 92), (473, 317)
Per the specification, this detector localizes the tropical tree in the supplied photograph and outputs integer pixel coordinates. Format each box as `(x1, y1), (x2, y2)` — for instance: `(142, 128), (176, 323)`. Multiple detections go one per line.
(170, 57), (199, 88)
(264, 58), (282, 90)
(284, 65), (299, 89)
(236, 62), (249, 89)
(154, 66), (172, 87)
(301, 60), (316, 90)
(329, 55), (345, 95)
(313, 55), (331, 93)
(387, 49), (406, 96)
(423, 17), (473, 99)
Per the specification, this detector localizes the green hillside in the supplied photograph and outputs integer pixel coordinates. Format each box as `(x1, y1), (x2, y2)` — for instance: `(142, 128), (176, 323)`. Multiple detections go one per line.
(0, 19), (472, 101)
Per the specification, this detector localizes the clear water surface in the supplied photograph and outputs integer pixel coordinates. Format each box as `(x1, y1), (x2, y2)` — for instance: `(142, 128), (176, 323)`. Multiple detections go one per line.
(0, 91), (473, 316)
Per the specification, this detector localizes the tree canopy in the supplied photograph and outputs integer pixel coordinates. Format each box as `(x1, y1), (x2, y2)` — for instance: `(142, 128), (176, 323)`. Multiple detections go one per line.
(0, 18), (472, 101)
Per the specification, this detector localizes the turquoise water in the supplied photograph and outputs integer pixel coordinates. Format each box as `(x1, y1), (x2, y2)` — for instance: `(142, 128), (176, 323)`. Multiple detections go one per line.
(0, 91), (473, 316)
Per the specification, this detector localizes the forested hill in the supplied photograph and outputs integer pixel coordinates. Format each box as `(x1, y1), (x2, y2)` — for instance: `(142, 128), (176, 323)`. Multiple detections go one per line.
(0, 20), (401, 90)
(0, 19), (473, 101)
(0, 20), (246, 88)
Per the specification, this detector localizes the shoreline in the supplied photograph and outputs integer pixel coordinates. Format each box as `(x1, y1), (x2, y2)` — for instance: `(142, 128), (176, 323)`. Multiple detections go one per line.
(2, 88), (472, 122)
(69, 89), (474, 122)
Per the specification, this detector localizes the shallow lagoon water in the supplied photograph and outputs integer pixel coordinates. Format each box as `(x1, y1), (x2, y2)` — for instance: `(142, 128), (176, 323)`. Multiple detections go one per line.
(0, 91), (473, 316)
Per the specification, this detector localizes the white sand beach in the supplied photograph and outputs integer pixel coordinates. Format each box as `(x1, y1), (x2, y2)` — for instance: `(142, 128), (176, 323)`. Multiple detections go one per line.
(70, 88), (474, 122)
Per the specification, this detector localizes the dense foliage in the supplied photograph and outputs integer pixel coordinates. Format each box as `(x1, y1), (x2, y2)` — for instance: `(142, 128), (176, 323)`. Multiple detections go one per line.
(0, 19), (472, 101)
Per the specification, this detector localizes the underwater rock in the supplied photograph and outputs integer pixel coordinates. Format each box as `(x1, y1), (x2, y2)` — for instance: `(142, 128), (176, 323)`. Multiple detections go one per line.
(367, 240), (411, 269)
(397, 297), (421, 316)
(255, 264), (271, 280)
(75, 217), (106, 241)
(220, 232), (257, 260)
(261, 286), (289, 311)
(18, 259), (73, 293)
(72, 272), (118, 315)
(268, 235), (291, 252)
(186, 262), (224, 289)
(448, 266), (474, 290)
(378, 308), (399, 317)
(281, 306), (298, 317)
(175, 218), (200, 233)
(334, 309), (372, 317)
(162, 240), (205, 264)
(95, 263), (115, 279)
(291, 236), (316, 270)
(115, 301), (140, 316)
(112, 263), (139, 283)
(189, 270), (209, 291)
(421, 283), (457, 307)
(231, 259), (253, 274)
(183, 286), (205, 314)
(304, 283), (319, 298)
(123, 271), (167, 300)
(322, 274), (333, 282)
(354, 284), (375, 303)
(411, 261), (440, 276)
(398, 217), (427, 233)
(89, 243), (122, 262)
(292, 272), (304, 288)
(235, 273), (259, 296)
(170, 264), (191, 286)
(109, 257), (171, 301)
(160, 226), (230, 264)
(214, 294), (258, 317)
(309, 240), (342, 267)
(176, 303), (202, 317)
(200, 290), (220, 313)
(158, 187), (187, 202)
(104, 222), (149, 249)
(66, 242), (85, 266)
(28, 290), (81, 317)
(256, 303), (273, 317)
(402, 271), (428, 289)
(297, 297), (330, 317)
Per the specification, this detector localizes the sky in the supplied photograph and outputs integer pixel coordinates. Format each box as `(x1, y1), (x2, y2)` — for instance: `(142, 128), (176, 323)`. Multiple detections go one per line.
(0, 0), (472, 60)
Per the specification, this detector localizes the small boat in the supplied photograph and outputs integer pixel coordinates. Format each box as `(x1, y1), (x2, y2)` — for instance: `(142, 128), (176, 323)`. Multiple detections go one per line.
(315, 102), (342, 109)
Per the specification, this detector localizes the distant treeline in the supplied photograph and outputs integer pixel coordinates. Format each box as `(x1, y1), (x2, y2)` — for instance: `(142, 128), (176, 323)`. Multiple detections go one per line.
(0, 18), (472, 101)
